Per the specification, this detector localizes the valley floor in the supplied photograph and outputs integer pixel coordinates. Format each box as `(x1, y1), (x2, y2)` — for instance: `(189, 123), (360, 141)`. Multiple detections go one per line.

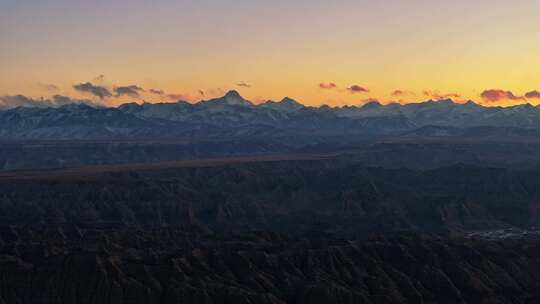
(2, 147), (540, 303)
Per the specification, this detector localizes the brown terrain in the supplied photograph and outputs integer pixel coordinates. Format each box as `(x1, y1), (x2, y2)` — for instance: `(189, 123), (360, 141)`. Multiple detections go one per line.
(2, 153), (540, 303)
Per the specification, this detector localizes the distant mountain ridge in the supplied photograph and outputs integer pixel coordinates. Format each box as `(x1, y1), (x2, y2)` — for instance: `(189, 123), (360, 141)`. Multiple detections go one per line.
(2, 90), (540, 140)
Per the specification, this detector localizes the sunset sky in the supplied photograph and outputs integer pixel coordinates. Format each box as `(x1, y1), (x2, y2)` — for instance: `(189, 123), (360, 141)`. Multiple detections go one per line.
(1, 0), (540, 106)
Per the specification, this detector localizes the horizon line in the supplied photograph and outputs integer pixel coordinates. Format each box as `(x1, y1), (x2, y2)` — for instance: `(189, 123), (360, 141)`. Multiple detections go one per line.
(2, 89), (540, 110)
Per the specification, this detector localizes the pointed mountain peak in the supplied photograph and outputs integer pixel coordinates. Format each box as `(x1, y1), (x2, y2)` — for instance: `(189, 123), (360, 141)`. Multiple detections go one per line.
(280, 97), (301, 105)
(361, 100), (382, 109)
(437, 98), (454, 103)
(118, 102), (141, 112)
(204, 90), (252, 106)
(511, 103), (535, 110)
(260, 96), (303, 112)
(420, 99), (456, 107)
(320, 104), (332, 110)
(225, 90), (242, 99)
(60, 102), (96, 111)
(424, 98), (454, 104)
(437, 98), (456, 104)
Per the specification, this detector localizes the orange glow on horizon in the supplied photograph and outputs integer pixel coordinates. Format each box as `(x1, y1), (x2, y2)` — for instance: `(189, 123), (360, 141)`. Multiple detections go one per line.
(1, 1), (539, 108)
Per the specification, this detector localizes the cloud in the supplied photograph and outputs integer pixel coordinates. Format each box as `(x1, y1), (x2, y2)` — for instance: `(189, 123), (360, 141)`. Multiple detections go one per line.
(149, 89), (165, 95)
(525, 90), (540, 99)
(50, 95), (102, 107)
(319, 82), (337, 89)
(347, 85), (369, 93)
(114, 85), (144, 98)
(0, 94), (100, 109)
(0, 95), (49, 109)
(93, 74), (105, 83)
(481, 89), (525, 102)
(151, 88), (203, 99)
(423, 90), (461, 100)
(236, 82), (251, 88)
(166, 93), (193, 101)
(73, 82), (112, 99)
(37, 83), (59, 91)
(167, 89), (225, 101)
(391, 89), (415, 97)
(391, 90), (405, 96)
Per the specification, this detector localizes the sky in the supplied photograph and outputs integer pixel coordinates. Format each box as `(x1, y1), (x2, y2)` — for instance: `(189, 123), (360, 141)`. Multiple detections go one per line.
(1, 0), (540, 107)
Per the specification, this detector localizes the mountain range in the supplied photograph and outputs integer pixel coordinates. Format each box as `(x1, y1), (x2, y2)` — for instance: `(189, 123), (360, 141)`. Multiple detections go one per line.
(4, 92), (540, 303)
(2, 90), (540, 140)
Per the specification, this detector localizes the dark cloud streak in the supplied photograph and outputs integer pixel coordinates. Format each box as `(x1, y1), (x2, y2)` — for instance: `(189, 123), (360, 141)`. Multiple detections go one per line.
(423, 90), (461, 100)
(149, 89), (164, 95)
(114, 85), (144, 98)
(319, 82), (337, 89)
(391, 89), (415, 97)
(525, 90), (540, 99)
(236, 82), (251, 88)
(37, 83), (59, 91)
(73, 82), (112, 99)
(347, 85), (369, 93)
(0, 94), (100, 109)
(93, 75), (105, 83)
(166, 93), (190, 101)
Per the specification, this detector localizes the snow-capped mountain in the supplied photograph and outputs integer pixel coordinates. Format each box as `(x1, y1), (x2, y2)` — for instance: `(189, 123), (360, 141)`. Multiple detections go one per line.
(2, 90), (540, 140)
(260, 97), (304, 113)
(202, 90), (253, 107)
